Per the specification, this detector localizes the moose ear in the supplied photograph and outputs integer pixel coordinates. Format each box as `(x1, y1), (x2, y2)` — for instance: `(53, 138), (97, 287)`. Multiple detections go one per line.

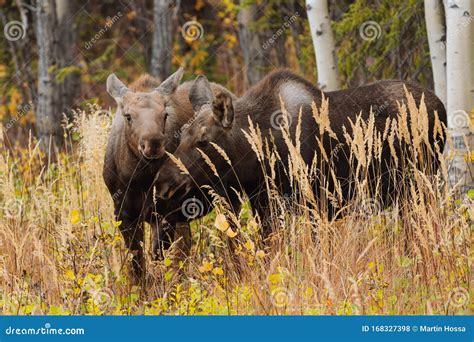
(155, 67), (184, 95)
(189, 75), (214, 112)
(213, 92), (234, 128)
(107, 74), (129, 100)
(189, 75), (234, 128)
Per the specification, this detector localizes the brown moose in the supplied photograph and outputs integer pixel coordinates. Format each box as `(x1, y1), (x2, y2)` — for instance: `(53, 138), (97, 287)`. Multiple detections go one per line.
(153, 70), (447, 237)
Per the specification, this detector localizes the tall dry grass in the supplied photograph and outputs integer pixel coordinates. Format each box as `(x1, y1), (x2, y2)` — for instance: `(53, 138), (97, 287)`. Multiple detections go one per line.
(0, 97), (472, 315)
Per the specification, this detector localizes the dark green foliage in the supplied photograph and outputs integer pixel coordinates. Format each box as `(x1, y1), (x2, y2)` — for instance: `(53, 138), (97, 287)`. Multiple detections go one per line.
(332, 0), (432, 88)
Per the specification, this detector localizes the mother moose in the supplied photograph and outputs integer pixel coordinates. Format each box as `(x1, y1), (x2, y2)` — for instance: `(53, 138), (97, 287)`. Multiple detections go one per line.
(154, 70), (447, 237)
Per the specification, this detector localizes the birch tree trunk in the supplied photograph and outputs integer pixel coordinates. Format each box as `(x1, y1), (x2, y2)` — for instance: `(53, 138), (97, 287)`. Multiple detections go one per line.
(151, 0), (174, 80)
(424, 0), (447, 105)
(306, 0), (340, 91)
(445, 0), (473, 195)
(237, 0), (272, 86)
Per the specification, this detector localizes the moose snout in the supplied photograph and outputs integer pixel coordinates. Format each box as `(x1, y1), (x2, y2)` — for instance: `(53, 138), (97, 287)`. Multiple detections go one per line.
(138, 137), (165, 160)
(154, 166), (191, 200)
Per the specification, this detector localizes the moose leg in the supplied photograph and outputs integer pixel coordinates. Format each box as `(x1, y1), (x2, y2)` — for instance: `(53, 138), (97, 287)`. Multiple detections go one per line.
(249, 189), (272, 240)
(117, 210), (145, 281)
(150, 219), (191, 261)
(151, 220), (172, 260)
(173, 222), (192, 258)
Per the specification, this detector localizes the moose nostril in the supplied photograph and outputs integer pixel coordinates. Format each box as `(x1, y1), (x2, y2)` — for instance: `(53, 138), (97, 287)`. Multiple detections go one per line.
(150, 139), (161, 150)
(158, 183), (170, 199)
(139, 137), (165, 159)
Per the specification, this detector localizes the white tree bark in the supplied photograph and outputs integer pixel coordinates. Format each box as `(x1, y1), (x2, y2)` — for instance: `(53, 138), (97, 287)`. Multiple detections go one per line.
(306, 0), (340, 91)
(424, 0), (447, 105)
(445, 0), (473, 195)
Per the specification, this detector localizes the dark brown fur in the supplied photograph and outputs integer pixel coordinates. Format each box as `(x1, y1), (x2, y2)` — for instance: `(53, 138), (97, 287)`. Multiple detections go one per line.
(154, 70), (447, 237)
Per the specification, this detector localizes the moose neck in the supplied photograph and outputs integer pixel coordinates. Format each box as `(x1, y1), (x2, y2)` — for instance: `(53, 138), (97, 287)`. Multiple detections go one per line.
(223, 70), (323, 187)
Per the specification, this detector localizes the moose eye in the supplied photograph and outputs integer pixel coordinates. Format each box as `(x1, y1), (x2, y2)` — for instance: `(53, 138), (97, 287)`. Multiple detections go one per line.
(197, 139), (208, 148)
(124, 113), (132, 123)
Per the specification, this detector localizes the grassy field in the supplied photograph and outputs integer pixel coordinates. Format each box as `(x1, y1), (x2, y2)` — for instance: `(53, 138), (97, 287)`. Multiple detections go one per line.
(0, 99), (472, 315)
